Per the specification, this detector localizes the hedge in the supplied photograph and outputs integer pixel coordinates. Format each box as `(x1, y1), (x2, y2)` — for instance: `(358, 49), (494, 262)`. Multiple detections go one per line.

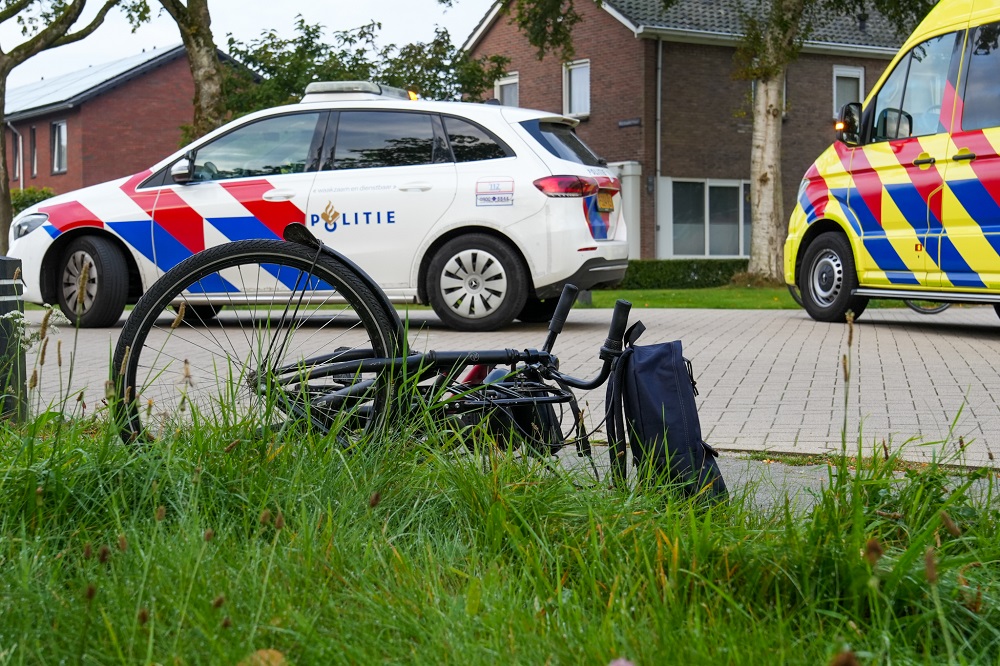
(607, 258), (750, 290)
(12, 187), (56, 216)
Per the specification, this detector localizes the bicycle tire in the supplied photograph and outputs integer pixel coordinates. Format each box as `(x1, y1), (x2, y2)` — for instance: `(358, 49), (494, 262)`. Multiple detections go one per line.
(113, 240), (405, 443)
(903, 299), (951, 315)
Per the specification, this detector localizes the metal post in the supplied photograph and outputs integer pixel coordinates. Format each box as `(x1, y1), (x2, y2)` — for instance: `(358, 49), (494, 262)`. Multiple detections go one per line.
(0, 256), (26, 421)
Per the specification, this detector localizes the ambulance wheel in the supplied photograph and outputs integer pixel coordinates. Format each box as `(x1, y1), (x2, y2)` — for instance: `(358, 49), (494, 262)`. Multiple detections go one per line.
(800, 232), (868, 323)
(427, 234), (528, 332)
(57, 236), (129, 328)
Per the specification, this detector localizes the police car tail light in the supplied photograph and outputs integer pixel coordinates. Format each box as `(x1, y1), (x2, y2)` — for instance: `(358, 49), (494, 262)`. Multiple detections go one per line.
(533, 175), (599, 197)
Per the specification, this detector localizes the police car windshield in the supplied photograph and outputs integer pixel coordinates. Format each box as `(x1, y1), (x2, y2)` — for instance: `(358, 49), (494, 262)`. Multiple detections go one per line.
(521, 120), (603, 167)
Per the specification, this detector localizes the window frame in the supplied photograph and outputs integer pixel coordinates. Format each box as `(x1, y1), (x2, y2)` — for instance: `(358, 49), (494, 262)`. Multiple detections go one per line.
(664, 177), (753, 259)
(51, 120), (68, 175)
(495, 73), (519, 107)
(10, 129), (20, 180)
(562, 59), (591, 118)
(29, 126), (37, 178)
(832, 65), (865, 118)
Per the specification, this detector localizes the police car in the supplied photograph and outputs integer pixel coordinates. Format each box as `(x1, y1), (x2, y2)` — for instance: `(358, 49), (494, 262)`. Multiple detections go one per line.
(8, 81), (628, 331)
(786, 1), (1000, 322)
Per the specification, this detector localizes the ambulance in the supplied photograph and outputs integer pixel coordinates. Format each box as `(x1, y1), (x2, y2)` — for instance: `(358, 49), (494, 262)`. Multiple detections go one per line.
(785, 0), (1000, 322)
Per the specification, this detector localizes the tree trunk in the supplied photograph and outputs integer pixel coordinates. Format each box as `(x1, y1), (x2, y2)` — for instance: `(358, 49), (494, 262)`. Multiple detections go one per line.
(160, 0), (225, 139)
(747, 70), (787, 281)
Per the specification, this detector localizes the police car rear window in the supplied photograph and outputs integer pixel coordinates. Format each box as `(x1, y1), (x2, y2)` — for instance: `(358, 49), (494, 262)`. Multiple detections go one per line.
(520, 120), (603, 167)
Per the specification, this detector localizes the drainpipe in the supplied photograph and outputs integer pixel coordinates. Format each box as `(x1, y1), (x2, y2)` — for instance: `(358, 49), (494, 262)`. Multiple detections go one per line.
(655, 36), (663, 259)
(6, 122), (23, 190)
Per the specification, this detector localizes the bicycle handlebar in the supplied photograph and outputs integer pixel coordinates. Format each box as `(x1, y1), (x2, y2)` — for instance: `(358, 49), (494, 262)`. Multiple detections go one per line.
(542, 284), (579, 353)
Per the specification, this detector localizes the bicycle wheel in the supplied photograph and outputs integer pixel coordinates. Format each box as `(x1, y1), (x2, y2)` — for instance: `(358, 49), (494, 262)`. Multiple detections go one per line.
(113, 240), (405, 443)
(904, 299), (951, 314)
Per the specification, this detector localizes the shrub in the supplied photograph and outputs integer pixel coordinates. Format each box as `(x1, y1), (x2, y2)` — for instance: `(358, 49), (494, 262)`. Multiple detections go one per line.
(610, 258), (749, 289)
(11, 187), (56, 215)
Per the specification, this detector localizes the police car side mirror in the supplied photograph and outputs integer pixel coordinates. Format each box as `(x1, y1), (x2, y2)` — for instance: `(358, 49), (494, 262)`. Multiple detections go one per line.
(835, 102), (862, 146)
(170, 159), (194, 185)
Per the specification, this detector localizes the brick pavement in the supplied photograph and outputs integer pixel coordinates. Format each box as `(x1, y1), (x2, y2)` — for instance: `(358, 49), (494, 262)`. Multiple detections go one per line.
(20, 304), (1000, 467)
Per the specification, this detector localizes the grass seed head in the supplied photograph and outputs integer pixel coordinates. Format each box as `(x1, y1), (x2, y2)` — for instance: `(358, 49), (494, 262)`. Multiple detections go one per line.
(28, 368), (37, 390)
(863, 538), (884, 566)
(172, 302), (186, 328)
(77, 263), (91, 308)
(85, 583), (97, 602)
(222, 616), (232, 629)
(275, 512), (285, 531)
(260, 509), (272, 526)
(925, 547), (938, 585)
(118, 535), (127, 552)
(138, 608), (149, 625)
(39, 337), (48, 366)
(941, 511), (961, 538)
(213, 595), (225, 609)
(830, 650), (859, 666)
(83, 542), (93, 560)
(98, 544), (111, 564)
(155, 505), (166, 522)
(57, 339), (62, 367)
(204, 528), (215, 542)
(39, 308), (52, 340)
(369, 491), (381, 508)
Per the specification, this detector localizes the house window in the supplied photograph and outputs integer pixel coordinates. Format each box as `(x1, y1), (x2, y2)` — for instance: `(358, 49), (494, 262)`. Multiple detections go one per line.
(563, 60), (590, 117)
(51, 120), (68, 174)
(30, 127), (36, 178)
(495, 73), (519, 107)
(833, 66), (864, 118)
(670, 178), (751, 257)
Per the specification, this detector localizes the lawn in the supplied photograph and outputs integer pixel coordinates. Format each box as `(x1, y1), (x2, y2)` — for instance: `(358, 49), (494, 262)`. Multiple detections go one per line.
(1, 408), (997, 664)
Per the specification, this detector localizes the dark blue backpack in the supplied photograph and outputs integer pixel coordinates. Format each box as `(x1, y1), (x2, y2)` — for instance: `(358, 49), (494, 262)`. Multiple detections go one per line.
(606, 323), (727, 498)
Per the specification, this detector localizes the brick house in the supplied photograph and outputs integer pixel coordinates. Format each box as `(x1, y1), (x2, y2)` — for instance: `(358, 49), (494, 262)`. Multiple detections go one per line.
(5, 45), (194, 194)
(464, 0), (906, 259)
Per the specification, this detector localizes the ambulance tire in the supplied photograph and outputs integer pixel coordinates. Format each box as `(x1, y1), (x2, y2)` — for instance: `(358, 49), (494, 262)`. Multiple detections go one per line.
(426, 234), (528, 332)
(57, 235), (129, 328)
(800, 232), (868, 323)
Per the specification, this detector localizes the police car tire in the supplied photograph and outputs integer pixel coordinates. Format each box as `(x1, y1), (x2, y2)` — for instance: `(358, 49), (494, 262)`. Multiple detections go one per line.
(427, 234), (528, 332)
(57, 235), (129, 328)
(517, 296), (559, 324)
(800, 232), (868, 323)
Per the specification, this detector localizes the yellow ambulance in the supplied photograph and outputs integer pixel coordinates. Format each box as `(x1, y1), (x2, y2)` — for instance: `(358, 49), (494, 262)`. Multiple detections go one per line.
(784, 0), (1000, 321)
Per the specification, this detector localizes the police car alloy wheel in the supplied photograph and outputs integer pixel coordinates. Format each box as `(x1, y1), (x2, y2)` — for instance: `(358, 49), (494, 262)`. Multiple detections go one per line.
(800, 232), (867, 323)
(57, 236), (129, 328)
(427, 234), (527, 332)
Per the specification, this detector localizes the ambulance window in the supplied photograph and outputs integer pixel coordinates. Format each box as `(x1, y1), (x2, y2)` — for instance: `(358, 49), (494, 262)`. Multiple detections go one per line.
(962, 22), (1000, 132)
(871, 32), (958, 142)
(190, 113), (323, 181)
(332, 111), (439, 170)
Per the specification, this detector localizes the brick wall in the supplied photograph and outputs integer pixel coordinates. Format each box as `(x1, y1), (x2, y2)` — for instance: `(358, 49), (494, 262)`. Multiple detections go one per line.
(5, 53), (194, 196)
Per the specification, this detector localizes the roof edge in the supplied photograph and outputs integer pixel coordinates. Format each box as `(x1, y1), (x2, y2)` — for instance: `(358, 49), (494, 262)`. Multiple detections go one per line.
(7, 45), (189, 122)
(460, 0), (503, 53)
(636, 26), (897, 58)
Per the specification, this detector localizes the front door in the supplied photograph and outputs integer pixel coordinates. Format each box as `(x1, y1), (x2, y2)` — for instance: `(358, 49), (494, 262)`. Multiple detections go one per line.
(147, 111), (324, 275)
(852, 29), (964, 288)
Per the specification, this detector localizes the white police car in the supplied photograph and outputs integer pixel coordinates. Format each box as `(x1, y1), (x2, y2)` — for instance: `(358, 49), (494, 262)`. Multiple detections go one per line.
(8, 81), (628, 331)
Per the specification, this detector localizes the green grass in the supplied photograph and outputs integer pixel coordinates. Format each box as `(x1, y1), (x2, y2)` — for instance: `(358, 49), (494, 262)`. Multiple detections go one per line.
(590, 286), (798, 309)
(1, 406), (999, 664)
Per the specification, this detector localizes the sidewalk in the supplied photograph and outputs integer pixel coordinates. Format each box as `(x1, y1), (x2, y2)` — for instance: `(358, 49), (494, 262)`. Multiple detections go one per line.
(20, 304), (1000, 472)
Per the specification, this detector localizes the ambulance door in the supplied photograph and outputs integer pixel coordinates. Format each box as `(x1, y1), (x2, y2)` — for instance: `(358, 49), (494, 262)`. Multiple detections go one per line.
(306, 110), (457, 294)
(852, 30), (963, 287)
(150, 111), (324, 274)
(939, 20), (1000, 289)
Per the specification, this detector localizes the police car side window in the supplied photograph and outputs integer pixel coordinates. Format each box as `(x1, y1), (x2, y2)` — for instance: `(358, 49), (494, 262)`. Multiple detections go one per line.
(962, 22), (1000, 132)
(870, 32), (958, 142)
(442, 117), (511, 162)
(332, 111), (437, 170)
(191, 113), (321, 181)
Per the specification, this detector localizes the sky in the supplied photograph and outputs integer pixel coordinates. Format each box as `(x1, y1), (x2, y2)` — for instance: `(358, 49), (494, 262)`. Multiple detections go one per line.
(5, 0), (494, 89)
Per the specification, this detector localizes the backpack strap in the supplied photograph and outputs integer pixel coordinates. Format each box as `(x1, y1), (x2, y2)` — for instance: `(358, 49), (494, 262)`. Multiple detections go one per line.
(606, 346), (633, 487)
(623, 321), (645, 347)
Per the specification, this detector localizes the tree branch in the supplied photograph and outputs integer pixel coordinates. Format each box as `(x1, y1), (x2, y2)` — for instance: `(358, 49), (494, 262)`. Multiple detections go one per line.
(0, 0), (35, 24)
(156, 0), (190, 28)
(53, 0), (122, 47)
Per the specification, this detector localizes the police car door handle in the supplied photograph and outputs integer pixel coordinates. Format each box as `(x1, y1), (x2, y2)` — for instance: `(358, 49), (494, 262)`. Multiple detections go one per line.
(912, 154), (936, 166)
(398, 182), (432, 192)
(262, 188), (296, 202)
(951, 152), (977, 162)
